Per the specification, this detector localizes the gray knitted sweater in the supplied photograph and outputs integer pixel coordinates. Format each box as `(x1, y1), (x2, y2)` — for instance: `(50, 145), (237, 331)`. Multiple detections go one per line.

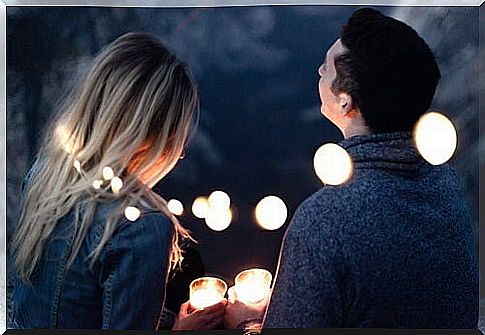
(263, 132), (478, 328)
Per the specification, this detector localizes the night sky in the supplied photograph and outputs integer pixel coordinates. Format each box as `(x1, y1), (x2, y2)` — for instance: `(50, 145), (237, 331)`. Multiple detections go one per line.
(7, 5), (480, 288)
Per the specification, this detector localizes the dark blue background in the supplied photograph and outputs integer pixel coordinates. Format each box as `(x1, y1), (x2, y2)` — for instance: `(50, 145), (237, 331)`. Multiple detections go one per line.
(6, 5), (479, 288)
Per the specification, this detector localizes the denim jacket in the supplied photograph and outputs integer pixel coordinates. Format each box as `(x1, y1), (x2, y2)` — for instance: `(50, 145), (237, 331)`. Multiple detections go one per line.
(10, 165), (174, 329)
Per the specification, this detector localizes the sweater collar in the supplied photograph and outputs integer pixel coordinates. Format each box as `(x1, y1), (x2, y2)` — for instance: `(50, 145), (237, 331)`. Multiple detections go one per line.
(338, 131), (427, 172)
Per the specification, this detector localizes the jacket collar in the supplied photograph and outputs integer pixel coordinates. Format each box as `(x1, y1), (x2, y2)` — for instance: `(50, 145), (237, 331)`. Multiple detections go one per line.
(338, 131), (427, 173)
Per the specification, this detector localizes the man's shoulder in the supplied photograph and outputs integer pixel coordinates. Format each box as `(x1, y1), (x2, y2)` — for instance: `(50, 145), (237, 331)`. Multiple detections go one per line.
(286, 185), (353, 240)
(297, 184), (355, 219)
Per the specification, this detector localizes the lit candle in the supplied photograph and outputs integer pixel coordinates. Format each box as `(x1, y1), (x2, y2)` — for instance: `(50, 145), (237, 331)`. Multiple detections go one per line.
(235, 268), (272, 304)
(189, 277), (227, 310)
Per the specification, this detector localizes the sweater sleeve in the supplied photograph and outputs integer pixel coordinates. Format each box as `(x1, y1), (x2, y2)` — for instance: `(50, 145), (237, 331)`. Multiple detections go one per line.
(98, 212), (174, 330)
(263, 201), (346, 328)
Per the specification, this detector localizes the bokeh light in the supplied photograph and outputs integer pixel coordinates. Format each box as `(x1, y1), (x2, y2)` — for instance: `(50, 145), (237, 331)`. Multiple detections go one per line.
(73, 160), (81, 173)
(205, 207), (232, 232)
(55, 124), (78, 154)
(192, 196), (210, 219)
(313, 143), (353, 185)
(102, 166), (114, 181)
(255, 196), (288, 231)
(92, 180), (102, 190)
(110, 177), (123, 194)
(208, 190), (231, 210)
(167, 199), (184, 216)
(124, 206), (141, 222)
(414, 111), (457, 165)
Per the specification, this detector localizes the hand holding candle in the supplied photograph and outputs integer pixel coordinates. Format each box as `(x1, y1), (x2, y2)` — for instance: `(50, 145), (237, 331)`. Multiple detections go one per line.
(234, 268), (272, 304)
(189, 277), (228, 310)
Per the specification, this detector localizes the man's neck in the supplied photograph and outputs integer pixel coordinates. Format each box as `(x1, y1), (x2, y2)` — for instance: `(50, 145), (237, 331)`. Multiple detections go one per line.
(342, 122), (371, 139)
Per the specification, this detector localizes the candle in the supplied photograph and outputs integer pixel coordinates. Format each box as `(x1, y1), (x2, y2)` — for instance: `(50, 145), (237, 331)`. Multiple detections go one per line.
(235, 268), (272, 304)
(190, 277), (227, 310)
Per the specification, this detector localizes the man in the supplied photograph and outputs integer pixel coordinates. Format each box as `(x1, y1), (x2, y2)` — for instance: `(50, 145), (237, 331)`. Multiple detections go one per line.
(225, 8), (478, 328)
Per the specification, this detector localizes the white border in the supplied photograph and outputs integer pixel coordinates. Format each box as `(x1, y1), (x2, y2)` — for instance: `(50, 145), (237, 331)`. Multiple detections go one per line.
(0, 1), (482, 333)
(1, 1), (6, 333)
(3, 0), (485, 7)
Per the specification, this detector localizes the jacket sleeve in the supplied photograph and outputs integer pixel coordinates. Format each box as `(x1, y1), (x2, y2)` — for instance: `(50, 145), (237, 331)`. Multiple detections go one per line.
(98, 212), (174, 330)
(263, 202), (347, 328)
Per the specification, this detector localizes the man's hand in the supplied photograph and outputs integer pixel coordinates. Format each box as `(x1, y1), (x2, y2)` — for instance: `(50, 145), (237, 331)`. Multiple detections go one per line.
(172, 299), (227, 330)
(223, 286), (269, 329)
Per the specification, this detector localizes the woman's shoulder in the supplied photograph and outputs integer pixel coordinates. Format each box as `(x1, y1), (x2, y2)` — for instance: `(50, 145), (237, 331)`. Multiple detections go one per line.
(94, 198), (174, 232)
(85, 198), (175, 255)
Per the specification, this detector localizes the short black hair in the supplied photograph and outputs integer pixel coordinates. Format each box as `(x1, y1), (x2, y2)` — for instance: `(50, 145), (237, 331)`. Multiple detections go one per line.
(332, 8), (441, 133)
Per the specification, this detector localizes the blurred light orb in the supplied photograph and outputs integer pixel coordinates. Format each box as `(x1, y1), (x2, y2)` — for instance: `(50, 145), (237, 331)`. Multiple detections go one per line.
(208, 190), (231, 210)
(125, 206), (141, 222)
(255, 196), (288, 231)
(73, 160), (81, 173)
(56, 124), (78, 154)
(414, 111), (457, 165)
(110, 177), (123, 194)
(102, 166), (114, 181)
(192, 196), (210, 219)
(92, 180), (102, 190)
(168, 199), (184, 216)
(205, 208), (232, 232)
(313, 143), (353, 185)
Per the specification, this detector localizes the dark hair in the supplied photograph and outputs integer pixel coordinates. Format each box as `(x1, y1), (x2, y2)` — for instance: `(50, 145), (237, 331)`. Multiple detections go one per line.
(332, 8), (441, 133)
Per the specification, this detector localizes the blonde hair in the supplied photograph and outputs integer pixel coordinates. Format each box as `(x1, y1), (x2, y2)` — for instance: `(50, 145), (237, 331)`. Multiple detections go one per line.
(13, 32), (198, 282)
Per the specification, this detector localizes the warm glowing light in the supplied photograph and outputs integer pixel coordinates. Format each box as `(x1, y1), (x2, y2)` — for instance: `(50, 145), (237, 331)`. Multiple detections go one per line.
(92, 180), (102, 190)
(73, 160), (81, 173)
(167, 199), (184, 216)
(205, 207), (232, 232)
(102, 166), (114, 180)
(192, 196), (210, 219)
(55, 124), (78, 154)
(124, 206), (141, 221)
(110, 177), (123, 194)
(313, 143), (353, 185)
(208, 190), (231, 210)
(190, 277), (227, 310)
(414, 111), (457, 165)
(235, 268), (272, 304)
(255, 196), (288, 230)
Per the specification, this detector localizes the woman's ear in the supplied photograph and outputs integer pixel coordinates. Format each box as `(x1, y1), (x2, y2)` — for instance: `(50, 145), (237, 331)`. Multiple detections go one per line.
(337, 92), (354, 116)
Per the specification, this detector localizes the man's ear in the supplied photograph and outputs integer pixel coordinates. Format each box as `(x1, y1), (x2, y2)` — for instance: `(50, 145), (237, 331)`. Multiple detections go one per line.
(337, 92), (354, 116)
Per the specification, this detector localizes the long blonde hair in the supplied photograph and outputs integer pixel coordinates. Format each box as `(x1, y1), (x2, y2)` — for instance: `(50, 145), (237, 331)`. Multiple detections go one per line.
(13, 32), (198, 282)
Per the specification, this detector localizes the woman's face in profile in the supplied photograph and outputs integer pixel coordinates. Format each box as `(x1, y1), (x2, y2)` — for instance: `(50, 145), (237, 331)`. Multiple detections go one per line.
(141, 146), (186, 188)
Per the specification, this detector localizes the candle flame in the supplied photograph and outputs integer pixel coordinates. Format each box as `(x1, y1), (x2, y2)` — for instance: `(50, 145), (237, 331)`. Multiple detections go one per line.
(235, 268), (272, 304)
(190, 277), (227, 310)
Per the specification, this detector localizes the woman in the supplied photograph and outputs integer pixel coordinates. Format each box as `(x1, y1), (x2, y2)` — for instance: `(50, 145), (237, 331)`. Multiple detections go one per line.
(10, 32), (226, 330)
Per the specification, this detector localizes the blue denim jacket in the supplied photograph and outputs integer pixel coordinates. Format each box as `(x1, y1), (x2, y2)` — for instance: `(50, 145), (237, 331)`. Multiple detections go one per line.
(10, 166), (174, 329)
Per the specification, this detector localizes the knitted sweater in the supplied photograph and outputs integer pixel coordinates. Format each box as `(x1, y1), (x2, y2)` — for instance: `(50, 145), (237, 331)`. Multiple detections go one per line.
(263, 132), (478, 328)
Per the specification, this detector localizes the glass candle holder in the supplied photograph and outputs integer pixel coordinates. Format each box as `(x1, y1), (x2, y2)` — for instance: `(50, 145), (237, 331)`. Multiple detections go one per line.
(235, 268), (272, 304)
(189, 277), (228, 310)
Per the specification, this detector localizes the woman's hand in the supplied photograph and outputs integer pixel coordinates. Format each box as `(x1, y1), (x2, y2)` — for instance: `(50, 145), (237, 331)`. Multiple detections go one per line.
(172, 299), (227, 330)
(223, 286), (269, 330)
